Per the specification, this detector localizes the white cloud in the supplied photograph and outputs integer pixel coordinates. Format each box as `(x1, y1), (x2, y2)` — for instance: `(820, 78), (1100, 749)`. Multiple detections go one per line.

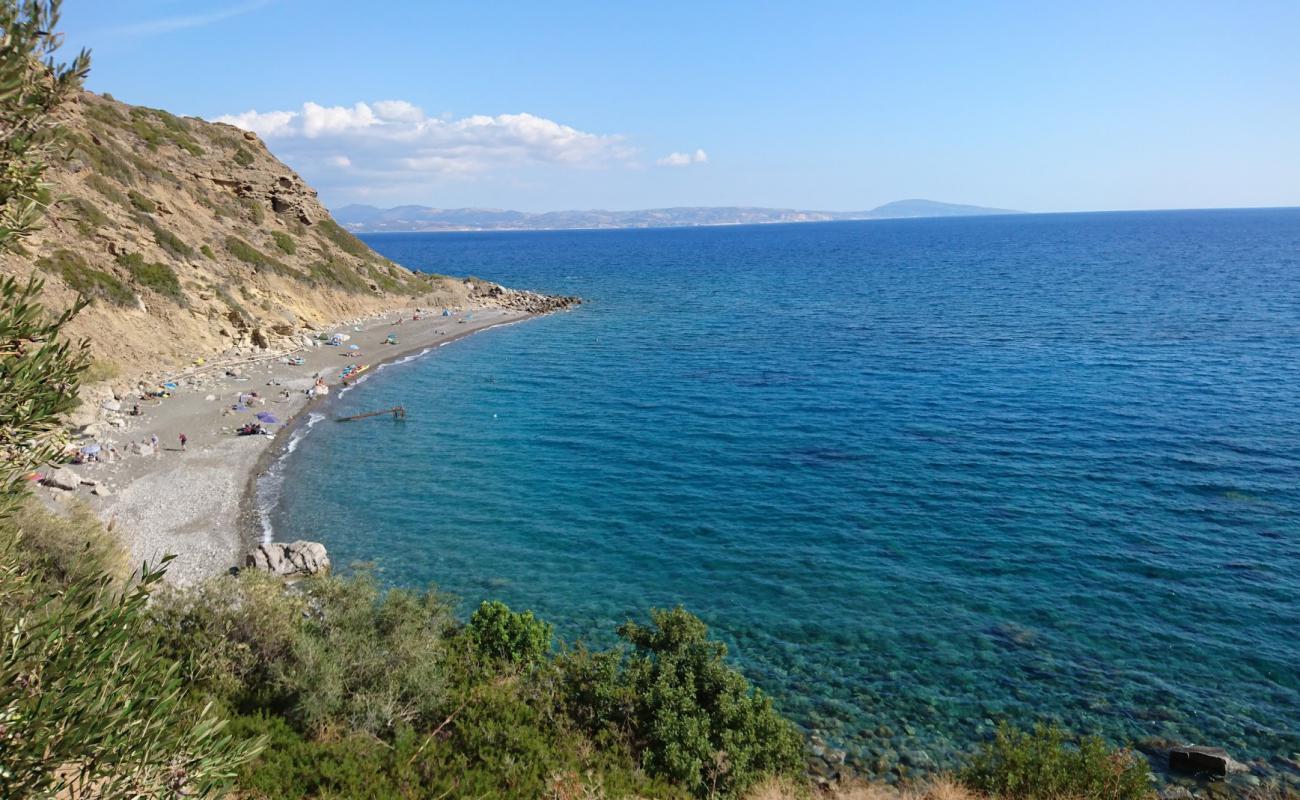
(215, 109), (296, 138)
(657, 148), (708, 167)
(328, 155), (352, 168)
(373, 100), (424, 123)
(212, 100), (635, 181)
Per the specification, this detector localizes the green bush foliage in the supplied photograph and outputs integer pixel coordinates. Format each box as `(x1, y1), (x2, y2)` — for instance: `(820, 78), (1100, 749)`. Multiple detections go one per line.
(84, 171), (129, 205)
(70, 132), (136, 184)
(66, 196), (111, 234)
(469, 599), (553, 666)
(118, 251), (183, 301)
(271, 229), (296, 254)
(150, 220), (194, 257)
(961, 722), (1154, 800)
(613, 607), (805, 797)
(241, 196), (266, 224)
(83, 98), (124, 127)
(309, 256), (371, 292)
(225, 235), (303, 279)
(149, 572), (692, 799)
(318, 218), (372, 258)
(128, 188), (156, 212)
(200, 243), (216, 259)
(233, 145), (255, 167)
(0, 276), (87, 514)
(7, 498), (130, 586)
(37, 248), (136, 306)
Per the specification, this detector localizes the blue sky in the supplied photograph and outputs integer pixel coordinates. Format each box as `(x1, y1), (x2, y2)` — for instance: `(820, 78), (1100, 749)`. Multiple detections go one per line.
(64, 1), (1300, 213)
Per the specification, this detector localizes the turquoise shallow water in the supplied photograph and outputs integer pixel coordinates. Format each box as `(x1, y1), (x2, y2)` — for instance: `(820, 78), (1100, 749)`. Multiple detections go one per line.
(267, 210), (1300, 775)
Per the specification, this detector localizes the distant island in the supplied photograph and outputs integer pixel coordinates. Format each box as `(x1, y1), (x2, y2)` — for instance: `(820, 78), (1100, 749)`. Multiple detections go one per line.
(334, 198), (1019, 233)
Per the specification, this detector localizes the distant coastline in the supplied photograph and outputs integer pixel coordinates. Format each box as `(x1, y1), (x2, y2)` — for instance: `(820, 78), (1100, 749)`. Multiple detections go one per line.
(335, 198), (1019, 234)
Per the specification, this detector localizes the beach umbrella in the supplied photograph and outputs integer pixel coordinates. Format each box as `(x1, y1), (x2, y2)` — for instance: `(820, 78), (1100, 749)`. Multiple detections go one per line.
(256, 411), (280, 424)
(349, 344), (360, 350)
(80, 443), (101, 455)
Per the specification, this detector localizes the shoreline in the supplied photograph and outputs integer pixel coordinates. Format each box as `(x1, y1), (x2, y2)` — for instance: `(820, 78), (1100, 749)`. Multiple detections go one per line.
(235, 312), (539, 558)
(46, 302), (559, 586)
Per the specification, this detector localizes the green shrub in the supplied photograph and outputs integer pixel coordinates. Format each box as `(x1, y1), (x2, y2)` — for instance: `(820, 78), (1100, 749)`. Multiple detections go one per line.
(153, 571), (459, 736)
(318, 218), (372, 258)
(468, 600), (553, 666)
(224, 235), (302, 279)
(150, 222), (193, 258)
(84, 172), (129, 205)
(309, 257), (371, 292)
(565, 607), (804, 798)
(65, 196), (111, 235)
(233, 146), (255, 167)
(200, 243), (216, 259)
(127, 188), (155, 212)
(129, 116), (162, 150)
(118, 252), (183, 301)
(7, 498), (131, 587)
(36, 249), (135, 306)
(150, 108), (205, 155)
(240, 197), (265, 224)
(961, 723), (1154, 800)
(83, 101), (123, 127)
(69, 132), (135, 185)
(271, 229), (296, 254)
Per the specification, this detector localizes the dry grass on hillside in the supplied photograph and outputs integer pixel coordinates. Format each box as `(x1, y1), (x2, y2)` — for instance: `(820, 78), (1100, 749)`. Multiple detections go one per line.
(745, 776), (981, 800)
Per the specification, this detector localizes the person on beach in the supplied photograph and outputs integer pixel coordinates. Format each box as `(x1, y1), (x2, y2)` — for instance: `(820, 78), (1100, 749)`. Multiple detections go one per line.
(149, 433), (159, 455)
(179, 433), (188, 451)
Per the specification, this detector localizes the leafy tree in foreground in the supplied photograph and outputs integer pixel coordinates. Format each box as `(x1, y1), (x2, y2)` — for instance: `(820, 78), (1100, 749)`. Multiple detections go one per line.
(0, 2), (262, 795)
(615, 607), (804, 798)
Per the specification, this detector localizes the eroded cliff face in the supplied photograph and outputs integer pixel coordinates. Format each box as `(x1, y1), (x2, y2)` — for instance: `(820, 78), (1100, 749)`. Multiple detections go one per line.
(0, 91), (574, 381)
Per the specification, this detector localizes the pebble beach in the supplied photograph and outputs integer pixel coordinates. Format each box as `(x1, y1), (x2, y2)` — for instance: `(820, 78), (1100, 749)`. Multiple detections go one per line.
(41, 304), (537, 585)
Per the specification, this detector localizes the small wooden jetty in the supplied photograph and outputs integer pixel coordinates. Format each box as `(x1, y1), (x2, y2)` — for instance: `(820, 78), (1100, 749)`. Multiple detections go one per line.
(337, 405), (406, 422)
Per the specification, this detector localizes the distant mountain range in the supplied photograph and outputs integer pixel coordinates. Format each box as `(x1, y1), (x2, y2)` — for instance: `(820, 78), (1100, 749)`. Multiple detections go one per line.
(334, 199), (1018, 233)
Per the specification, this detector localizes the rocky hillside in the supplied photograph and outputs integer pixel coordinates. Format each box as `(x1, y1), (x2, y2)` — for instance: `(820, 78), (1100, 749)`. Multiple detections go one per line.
(0, 91), (572, 382)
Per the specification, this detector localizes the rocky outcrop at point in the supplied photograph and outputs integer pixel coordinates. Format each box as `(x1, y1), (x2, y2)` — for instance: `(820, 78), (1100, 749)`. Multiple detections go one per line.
(466, 279), (581, 314)
(246, 540), (331, 578)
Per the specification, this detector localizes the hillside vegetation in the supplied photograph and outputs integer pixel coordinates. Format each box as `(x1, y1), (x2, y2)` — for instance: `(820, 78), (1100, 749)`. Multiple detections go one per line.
(0, 90), (535, 380)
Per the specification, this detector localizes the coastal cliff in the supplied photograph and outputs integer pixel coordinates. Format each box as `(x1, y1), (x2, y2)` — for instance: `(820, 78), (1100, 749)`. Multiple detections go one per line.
(0, 91), (574, 382)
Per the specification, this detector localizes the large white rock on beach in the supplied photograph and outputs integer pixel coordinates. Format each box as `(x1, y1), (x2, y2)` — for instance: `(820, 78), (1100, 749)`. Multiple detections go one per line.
(42, 467), (81, 491)
(246, 540), (331, 578)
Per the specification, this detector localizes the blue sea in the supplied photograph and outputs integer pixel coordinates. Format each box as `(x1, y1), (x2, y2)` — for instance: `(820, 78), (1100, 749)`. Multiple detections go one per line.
(266, 209), (1300, 777)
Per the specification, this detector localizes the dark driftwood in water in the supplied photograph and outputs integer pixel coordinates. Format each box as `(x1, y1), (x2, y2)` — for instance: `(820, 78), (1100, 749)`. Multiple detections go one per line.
(337, 406), (406, 422)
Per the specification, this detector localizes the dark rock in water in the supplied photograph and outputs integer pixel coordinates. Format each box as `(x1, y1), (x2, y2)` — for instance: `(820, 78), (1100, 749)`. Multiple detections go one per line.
(246, 540), (330, 578)
(1169, 746), (1249, 777)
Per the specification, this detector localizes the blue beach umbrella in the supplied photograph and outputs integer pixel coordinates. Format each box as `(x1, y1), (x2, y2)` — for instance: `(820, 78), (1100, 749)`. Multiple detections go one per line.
(256, 411), (280, 424)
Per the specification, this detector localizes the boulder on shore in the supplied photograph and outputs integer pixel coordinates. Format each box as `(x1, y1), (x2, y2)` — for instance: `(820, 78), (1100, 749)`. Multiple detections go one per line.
(42, 467), (81, 491)
(1168, 746), (1248, 776)
(246, 540), (330, 578)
